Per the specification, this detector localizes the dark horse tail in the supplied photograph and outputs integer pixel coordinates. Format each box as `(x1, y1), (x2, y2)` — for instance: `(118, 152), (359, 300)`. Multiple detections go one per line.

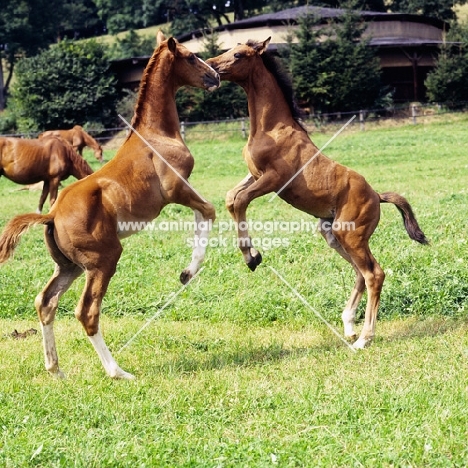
(379, 192), (428, 245)
(0, 213), (54, 264)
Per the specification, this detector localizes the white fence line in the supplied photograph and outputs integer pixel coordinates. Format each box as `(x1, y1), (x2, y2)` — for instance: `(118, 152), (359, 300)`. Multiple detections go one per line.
(2, 102), (467, 141)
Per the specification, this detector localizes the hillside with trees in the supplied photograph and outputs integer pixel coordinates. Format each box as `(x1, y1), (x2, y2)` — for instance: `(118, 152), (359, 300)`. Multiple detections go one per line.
(2, 0), (468, 132)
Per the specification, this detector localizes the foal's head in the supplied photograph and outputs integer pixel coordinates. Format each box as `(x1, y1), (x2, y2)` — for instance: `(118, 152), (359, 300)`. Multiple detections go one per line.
(157, 31), (219, 91)
(207, 38), (305, 124)
(206, 37), (271, 83)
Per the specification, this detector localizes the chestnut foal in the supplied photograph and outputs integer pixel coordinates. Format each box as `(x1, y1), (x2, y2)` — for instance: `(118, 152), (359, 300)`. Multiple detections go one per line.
(207, 39), (428, 349)
(0, 32), (219, 379)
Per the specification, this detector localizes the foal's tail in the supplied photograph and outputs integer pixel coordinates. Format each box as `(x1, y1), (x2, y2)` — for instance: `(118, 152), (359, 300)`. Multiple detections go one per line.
(0, 213), (54, 264)
(379, 192), (429, 245)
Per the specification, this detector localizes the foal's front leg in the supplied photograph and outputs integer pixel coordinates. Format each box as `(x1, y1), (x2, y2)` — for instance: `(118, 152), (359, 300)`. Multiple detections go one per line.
(177, 188), (216, 284)
(180, 208), (212, 284)
(227, 172), (281, 271)
(226, 174), (259, 269)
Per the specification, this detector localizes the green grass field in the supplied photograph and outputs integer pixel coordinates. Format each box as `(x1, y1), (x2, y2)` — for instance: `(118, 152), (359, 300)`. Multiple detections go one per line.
(0, 114), (467, 466)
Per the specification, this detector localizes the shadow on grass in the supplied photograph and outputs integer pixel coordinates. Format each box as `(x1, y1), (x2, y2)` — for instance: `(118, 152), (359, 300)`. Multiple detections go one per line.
(379, 315), (468, 342)
(150, 339), (343, 375)
(150, 316), (468, 374)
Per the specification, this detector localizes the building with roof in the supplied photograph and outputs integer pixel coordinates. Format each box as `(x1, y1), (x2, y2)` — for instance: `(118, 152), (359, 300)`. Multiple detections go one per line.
(111, 6), (449, 103)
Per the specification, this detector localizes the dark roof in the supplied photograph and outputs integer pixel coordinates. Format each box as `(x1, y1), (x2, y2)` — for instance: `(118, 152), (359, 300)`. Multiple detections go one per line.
(177, 5), (448, 43)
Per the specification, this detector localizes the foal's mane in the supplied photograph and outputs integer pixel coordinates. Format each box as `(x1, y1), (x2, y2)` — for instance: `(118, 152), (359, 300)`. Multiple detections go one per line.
(247, 40), (306, 129)
(129, 46), (164, 131)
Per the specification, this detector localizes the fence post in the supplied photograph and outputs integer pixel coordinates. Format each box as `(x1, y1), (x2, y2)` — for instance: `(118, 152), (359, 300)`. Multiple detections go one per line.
(411, 104), (417, 125)
(241, 118), (246, 138)
(181, 121), (185, 140)
(359, 110), (365, 131)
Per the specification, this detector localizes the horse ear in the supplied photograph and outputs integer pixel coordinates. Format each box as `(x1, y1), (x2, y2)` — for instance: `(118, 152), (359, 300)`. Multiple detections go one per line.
(256, 37), (271, 55)
(157, 30), (166, 45)
(167, 37), (177, 54)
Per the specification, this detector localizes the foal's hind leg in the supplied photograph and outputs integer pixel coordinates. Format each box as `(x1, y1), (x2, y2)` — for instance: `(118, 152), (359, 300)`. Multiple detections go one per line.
(75, 245), (134, 379)
(35, 228), (83, 377)
(226, 174), (262, 269)
(36, 262), (82, 377)
(332, 220), (385, 349)
(319, 218), (365, 341)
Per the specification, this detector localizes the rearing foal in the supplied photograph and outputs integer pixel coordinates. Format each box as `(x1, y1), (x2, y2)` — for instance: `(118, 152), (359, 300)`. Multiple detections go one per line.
(207, 39), (428, 349)
(0, 32), (219, 379)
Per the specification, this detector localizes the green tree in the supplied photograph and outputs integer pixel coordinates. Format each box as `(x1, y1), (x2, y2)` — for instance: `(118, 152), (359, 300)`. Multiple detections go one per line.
(425, 24), (468, 104)
(94, 0), (144, 34)
(59, 0), (102, 38)
(168, 0), (268, 36)
(0, 0), (104, 110)
(388, 0), (467, 21)
(108, 30), (155, 60)
(0, 0), (64, 109)
(141, 0), (169, 28)
(11, 39), (118, 131)
(287, 10), (384, 114)
(169, 0), (208, 37)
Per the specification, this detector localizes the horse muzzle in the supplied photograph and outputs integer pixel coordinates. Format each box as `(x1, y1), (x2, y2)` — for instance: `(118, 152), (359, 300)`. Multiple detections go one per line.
(205, 60), (230, 82)
(204, 72), (220, 91)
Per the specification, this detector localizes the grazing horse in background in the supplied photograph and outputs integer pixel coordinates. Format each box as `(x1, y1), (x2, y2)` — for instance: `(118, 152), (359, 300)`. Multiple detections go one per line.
(0, 32), (219, 379)
(0, 136), (93, 213)
(39, 125), (104, 163)
(207, 38), (428, 349)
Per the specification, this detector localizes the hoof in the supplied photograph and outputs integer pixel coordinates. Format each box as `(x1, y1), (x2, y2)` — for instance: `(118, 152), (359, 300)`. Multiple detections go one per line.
(247, 250), (262, 271)
(180, 269), (191, 285)
(353, 337), (371, 349)
(345, 333), (357, 342)
(48, 369), (66, 379)
(112, 370), (135, 380)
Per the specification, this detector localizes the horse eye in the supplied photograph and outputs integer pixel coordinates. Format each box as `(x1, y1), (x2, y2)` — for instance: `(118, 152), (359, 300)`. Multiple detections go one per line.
(188, 54), (196, 63)
(234, 53), (243, 59)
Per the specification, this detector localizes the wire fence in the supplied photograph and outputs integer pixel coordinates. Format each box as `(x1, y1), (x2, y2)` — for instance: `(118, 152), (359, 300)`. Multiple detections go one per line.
(2, 101), (468, 143)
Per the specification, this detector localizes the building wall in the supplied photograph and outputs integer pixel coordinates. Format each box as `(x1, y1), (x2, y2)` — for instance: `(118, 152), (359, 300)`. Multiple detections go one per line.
(365, 20), (444, 42)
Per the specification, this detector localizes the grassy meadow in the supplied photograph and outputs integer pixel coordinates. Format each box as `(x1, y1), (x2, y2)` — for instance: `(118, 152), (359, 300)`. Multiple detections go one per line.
(0, 114), (468, 466)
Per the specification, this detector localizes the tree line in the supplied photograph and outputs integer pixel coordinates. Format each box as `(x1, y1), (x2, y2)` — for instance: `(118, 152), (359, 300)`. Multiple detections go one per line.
(2, 0), (467, 102)
(2, 0), (468, 133)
